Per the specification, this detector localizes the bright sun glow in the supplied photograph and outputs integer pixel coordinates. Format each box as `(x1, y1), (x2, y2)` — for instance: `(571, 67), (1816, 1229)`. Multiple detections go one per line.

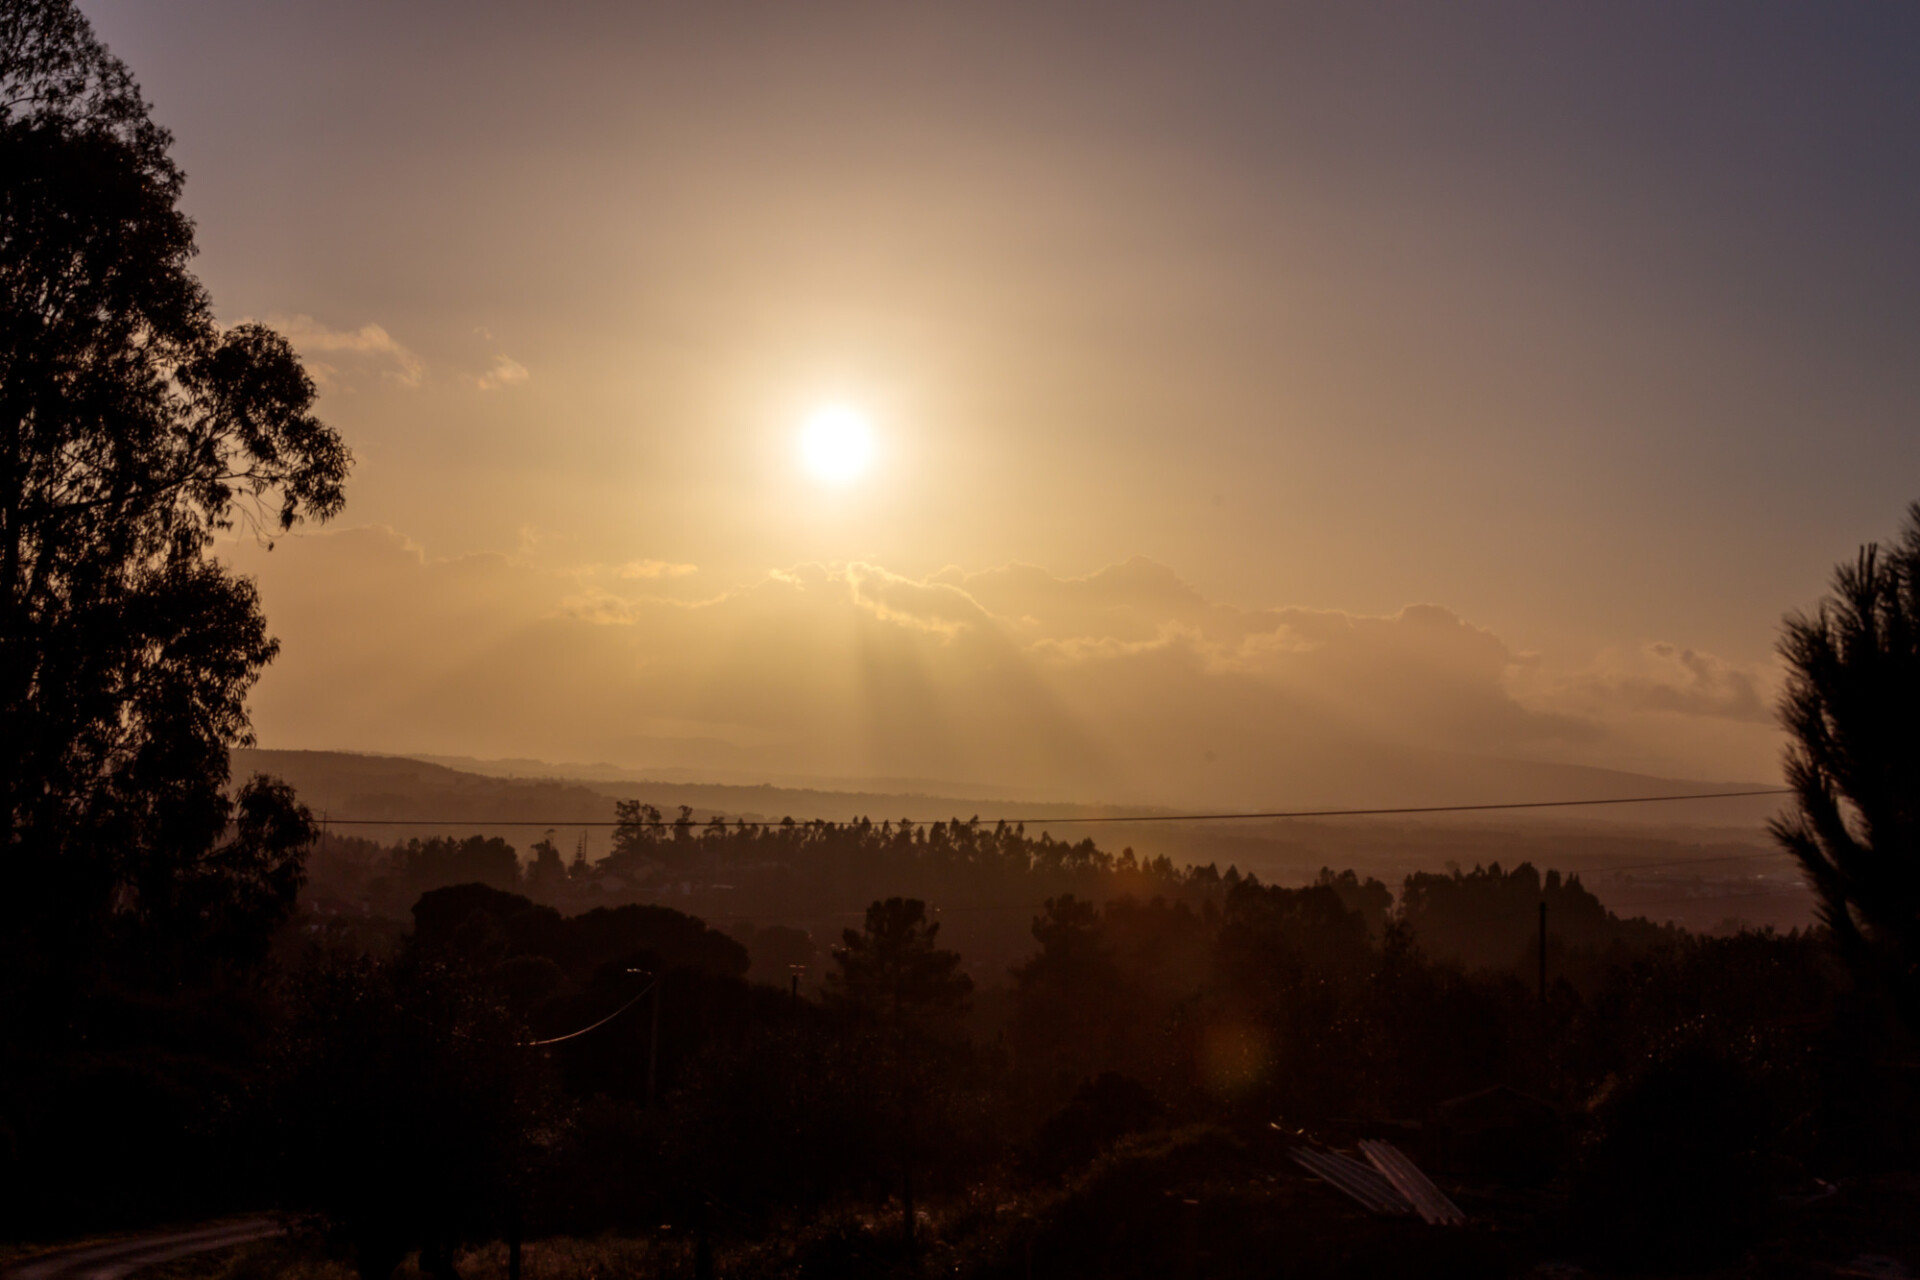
(798, 405), (876, 485)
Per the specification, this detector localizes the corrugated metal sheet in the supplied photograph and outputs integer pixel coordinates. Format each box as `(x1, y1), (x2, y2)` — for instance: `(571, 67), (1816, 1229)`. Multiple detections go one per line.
(1358, 1140), (1467, 1226)
(1289, 1147), (1414, 1216)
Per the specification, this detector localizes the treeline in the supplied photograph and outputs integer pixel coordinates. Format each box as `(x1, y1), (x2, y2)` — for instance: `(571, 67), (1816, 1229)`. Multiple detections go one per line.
(9, 784), (1889, 1275)
(303, 809), (1681, 990)
(254, 868), (1902, 1277)
(308, 811), (1200, 915)
(7, 798), (1915, 1276)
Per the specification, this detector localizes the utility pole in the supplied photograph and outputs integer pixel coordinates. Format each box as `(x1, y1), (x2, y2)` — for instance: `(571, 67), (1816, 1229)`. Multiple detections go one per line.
(648, 972), (661, 1110)
(1179, 1197), (1200, 1280)
(694, 1197), (714, 1280)
(627, 967), (660, 1110)
(1538, 900), (1548, 1006)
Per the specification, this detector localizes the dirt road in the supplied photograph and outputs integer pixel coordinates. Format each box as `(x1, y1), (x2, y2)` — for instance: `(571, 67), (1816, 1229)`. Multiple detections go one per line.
(3, 1220), (283, 1280)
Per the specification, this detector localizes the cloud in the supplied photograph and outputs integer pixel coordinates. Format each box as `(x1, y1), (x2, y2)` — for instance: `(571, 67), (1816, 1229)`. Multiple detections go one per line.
(1569, 643), (1775, 724)
(932, 561), (1588, 750)
(846, 562), (993, 637)
(264, 314), (425, 388)
(618, 559), (698, 580)
(222, 533), (1782, 803)
(476, 354), (530, 391)
(935, 556), (1213, 642)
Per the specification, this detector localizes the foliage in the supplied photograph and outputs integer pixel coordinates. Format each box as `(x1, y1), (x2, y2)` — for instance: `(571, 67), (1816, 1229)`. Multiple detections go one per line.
(1774, 501), (1920, 1027)
(408, 885), (747, 982)
(264, 954), (558, 1280)
(1023, 1071), (1164, 1180)
(1397, 860), (1668, 975)
(1574, 1046), (1774, 1266)
(1315, 866), (1394, 936)
(2, 0), (171, 166)
(1010, 895), (1135, 1086)
(0, 0), (347, 1008)
(394, 837), (522, 897)
(829, 896), (973, 1021)
(304, 815), (1240, 984)
(666, 1021), (886, 1213)
(0, 997), (269, 1233)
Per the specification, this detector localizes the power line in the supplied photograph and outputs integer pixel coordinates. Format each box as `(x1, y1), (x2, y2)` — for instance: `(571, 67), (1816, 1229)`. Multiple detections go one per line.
(434, 979), (655, 1048)
(521, 981), (654, 1046)
(311, 786), (1792, 830)
(310, 788), (1808, 928)
(1008, 788), (1794, 825)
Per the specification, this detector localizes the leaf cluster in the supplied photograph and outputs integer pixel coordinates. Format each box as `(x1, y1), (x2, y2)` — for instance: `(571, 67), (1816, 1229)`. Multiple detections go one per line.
(1773, 501), (1920, 1024)
(1, 0), (348, 1008)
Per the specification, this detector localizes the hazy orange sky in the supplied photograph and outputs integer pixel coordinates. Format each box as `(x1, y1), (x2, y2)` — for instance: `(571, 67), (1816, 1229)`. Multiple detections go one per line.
(87, 3), (1920, 801)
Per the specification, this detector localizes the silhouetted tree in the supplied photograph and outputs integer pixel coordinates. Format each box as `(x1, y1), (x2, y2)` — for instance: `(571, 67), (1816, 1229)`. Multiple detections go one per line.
(1774, 502), (1920, 1026)
(526, 831), (565, 897)
(830, 896), (972, 1021)
(0, 0), (348, 1004)
(829, 898), (975, 1261)
(1011, 895), (1134, 1086)
(1314, 867), (1393, 937)
(733, 921), (816, 985)
(668, 1022), (880, 1214)
(396, 835), (522, 896)
(267, 954), (557, 1280)
(1574, 1046), (1772, 1266)
(1398, 862), (1618, 970)
(607, 800), (663, 873)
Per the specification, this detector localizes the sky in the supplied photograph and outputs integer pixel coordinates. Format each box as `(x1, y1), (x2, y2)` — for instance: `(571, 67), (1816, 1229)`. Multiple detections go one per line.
(84, 1), (1920, 803)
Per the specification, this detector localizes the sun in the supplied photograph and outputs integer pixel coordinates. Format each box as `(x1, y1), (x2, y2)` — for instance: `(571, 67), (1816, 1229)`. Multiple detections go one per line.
(798, 404), (876, 485)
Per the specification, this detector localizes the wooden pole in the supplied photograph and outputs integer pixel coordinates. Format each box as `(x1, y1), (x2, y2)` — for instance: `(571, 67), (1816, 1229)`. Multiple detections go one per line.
(1538, 900), (1548, 1005)
(647, 974), (660, 1110)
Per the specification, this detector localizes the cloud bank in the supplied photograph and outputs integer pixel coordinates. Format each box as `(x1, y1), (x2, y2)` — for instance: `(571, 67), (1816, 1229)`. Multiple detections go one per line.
(223, 529), (1783, 805)
(265, 315), (426, 389)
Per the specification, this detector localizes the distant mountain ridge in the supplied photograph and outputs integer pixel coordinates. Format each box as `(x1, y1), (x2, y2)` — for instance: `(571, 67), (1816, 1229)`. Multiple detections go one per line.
(407, 753), (1075, 803)
(238, 748), (1801, 931)
(233, 746), (1775, 835)
(230, 748), (1154, 835)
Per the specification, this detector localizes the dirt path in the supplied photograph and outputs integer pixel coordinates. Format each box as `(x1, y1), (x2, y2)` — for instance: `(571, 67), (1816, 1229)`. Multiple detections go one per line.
(3, 1220), (283, 1280)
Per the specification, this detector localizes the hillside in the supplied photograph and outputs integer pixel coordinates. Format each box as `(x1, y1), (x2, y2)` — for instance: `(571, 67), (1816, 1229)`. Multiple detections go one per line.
(238, 748), (1806, 932)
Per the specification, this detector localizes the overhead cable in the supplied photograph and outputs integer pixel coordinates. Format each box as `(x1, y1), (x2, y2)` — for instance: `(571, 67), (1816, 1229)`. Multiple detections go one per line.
(312, 786), (1793, 830)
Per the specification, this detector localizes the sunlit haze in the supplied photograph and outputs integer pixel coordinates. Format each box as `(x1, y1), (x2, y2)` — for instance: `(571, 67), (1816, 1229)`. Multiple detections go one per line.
(82, 1), (1920, 803)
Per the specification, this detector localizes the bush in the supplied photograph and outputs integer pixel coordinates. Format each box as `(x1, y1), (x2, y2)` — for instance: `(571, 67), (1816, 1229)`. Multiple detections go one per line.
(1575, 1047), (1773, 1266)
(1024, 1073), (1165, 1181)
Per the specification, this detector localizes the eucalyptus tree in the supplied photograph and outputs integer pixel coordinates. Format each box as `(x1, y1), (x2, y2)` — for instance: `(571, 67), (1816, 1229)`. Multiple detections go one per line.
(2, 0), (350, 998)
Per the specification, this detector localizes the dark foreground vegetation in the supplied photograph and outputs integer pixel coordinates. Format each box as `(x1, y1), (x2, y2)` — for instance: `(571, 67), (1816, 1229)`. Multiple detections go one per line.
(8, 827), (1920, 1278)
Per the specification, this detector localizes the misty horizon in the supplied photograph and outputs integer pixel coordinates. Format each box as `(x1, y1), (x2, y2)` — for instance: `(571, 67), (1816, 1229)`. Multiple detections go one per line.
(72, 0), (1919, 812)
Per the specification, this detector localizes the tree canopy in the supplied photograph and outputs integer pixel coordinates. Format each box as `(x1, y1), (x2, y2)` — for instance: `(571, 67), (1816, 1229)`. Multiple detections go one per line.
(1, 0), (349, 1001)
(830, 896), (973, 1021)
(1773, 501), (1920, 1025)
